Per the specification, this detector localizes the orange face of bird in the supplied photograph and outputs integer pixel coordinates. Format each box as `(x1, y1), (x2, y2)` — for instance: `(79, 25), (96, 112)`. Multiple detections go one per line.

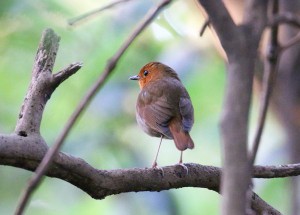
(129, 62), (173, 89)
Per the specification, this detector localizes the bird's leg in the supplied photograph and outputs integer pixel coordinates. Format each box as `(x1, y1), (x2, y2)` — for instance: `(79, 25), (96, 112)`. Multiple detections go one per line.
(151, 135), (164, 177)
(177, 151), (188, 175)
(179, 151), (183, 163)
(152, 135), (163, 168)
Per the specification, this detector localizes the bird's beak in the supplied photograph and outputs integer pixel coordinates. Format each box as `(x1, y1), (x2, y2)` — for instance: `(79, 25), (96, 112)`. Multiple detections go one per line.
(129, 75), (140, 80)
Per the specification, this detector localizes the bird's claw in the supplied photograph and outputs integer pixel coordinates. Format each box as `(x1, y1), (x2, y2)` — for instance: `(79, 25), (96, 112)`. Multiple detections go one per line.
(152, 161), (158, 168)
(152, 162), (164, 177)
(177, 162), (189, 175)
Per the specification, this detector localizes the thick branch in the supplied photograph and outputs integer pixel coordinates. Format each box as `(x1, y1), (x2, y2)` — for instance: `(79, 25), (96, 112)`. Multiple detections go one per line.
(0, 135), (290, 213)
(254, 164), (300, 178)
(197, 1), (268, 214)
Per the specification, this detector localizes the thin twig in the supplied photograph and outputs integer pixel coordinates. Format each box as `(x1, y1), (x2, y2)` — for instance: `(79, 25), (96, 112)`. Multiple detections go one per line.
(249, 0), (279, 167)
(68, 0), (135, 26)
(199, 18), (210, 37)
(52, 62), (83, 87)
(14, 1), (172, 215)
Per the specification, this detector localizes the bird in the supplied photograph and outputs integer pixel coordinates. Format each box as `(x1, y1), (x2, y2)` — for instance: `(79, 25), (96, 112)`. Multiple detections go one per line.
(129, 62), (194, 168)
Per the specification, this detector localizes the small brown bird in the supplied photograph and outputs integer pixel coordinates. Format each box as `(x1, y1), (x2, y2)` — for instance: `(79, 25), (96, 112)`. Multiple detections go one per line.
(130, 62), (194, 168)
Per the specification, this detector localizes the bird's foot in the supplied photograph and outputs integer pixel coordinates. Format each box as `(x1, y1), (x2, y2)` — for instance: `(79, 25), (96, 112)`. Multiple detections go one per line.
(152, 162), (164, 177)
(176, 162), (189, 176)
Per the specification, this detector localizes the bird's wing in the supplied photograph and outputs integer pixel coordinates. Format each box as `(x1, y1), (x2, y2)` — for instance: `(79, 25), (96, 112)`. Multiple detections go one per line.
(137, 85), (174, 138)
(179, 91), (194, 132)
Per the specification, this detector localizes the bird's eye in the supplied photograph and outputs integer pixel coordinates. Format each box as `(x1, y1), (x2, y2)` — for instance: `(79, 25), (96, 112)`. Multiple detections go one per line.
(143, 70), (149, 76)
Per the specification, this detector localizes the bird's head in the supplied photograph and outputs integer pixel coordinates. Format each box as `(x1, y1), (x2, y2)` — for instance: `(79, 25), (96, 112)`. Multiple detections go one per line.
(129, 62), (179, 89)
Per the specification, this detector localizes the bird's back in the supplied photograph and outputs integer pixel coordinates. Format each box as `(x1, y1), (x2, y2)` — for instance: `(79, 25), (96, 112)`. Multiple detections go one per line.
(136, 77), (194, 151)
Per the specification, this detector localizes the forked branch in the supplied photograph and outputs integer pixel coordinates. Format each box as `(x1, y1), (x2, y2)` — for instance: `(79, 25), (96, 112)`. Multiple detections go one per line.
(14, 1), (172, 214)
(13, 28), (82, 215)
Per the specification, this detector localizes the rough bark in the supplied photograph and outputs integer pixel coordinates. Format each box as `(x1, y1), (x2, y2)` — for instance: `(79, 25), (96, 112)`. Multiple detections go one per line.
(1, 133), (296, 214)
(15, 29), (81, 137)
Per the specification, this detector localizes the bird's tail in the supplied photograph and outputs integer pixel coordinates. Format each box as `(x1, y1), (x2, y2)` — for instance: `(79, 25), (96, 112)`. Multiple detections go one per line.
(169, 121), (194, 151)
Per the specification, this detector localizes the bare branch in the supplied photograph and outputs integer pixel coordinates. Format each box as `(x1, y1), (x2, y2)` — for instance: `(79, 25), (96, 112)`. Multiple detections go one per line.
(199, 19), (210, 37)
(197, 1), (268, 214)
(52, 62), (83, 88)
(13, 29), (82, 215)
(254, 164), (300, 178)
(250, 192), (281, 215)
(14, 1), (172, 214)
(68, 0), (135, 26)
(270, 12), (300, 28)
(246, 2), (281, 213)
(14, 29), (82, 137)
(197, 0), (240, 58)
(0, 135), (293, 213)
(249, 0), (279, 167)
(15, 29), (60, 136)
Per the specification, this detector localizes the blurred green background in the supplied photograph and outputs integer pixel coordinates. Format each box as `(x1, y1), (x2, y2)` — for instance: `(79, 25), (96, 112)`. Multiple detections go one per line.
(0, 0), (290, 214)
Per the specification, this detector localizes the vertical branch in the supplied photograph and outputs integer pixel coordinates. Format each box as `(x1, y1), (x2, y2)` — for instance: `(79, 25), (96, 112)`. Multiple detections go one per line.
(249, 0), (279, 166)
(197, 1), (252, 214)
(220, 50), (254, 215)
(15, 29), (60, 136)
(197, 1), (268, 214)
(246, 1), (279, 213)
(13, 28), (82, 215)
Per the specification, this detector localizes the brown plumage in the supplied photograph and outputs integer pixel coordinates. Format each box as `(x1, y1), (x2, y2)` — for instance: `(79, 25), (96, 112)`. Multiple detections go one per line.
(130, 62), (194, 167)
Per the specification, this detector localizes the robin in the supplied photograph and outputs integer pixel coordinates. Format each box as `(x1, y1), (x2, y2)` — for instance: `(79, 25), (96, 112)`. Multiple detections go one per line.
(129, 62), (194, 168)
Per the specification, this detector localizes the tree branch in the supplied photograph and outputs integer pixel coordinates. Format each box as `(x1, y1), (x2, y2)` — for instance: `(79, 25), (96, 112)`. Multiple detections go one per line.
(4, 1), (294, 214)
(250, 192), (281, 215)
(68, 0), (136, 26)
(197, 1), (268, 214)
(52, 63), (83, 88)
(197, 0), (240, 58)
(13, 28), (82, 215)
(15, 29), (57, 136)
(14, 30), (82, 137)
(249, 0), (279, 167)
(270, 12), (300, 28)
(254, 164), (300, 178)
(14, 1), (172, 214)
(0, 135), (291, 213)
(199, 19), (210, 37)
